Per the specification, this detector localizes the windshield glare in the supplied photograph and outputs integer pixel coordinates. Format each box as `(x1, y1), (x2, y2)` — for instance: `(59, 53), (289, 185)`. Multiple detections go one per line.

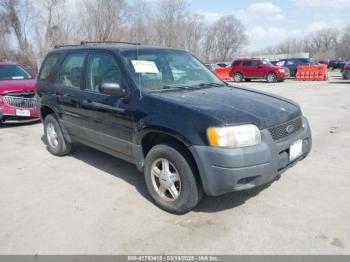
(121, 50), (224, 92)
(0, 65), (32, 81)
(262, 60), (274, 67)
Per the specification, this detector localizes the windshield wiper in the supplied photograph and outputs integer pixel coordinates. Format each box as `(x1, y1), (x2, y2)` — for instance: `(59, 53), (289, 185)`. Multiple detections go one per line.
(196, 82), (227, 88)
(162, 85), (200, 90)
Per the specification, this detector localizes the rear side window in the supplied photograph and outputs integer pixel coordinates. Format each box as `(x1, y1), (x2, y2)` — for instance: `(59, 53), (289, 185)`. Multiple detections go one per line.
(39, 54), (60, 81)
(232, 60), (241, 66)
(242, 61), (252, 66)
(55, 53), (86, 89)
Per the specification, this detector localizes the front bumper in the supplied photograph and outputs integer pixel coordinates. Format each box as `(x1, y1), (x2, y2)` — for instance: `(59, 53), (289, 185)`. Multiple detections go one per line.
(0, 105), (39, 123)
(190, 116), (312, 196)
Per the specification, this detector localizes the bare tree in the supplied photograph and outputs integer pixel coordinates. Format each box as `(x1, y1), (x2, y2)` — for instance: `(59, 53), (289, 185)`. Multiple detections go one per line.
(204, 15), (248, 62)
(0, 0), (35, 65)
(78, 0), (127, 42)
(153, 0), (190, 47)
(182, 13), (206, 58)
(126, 0), (153, 44)
(32, 0), (67, 59)
(337, 24), (350, 58)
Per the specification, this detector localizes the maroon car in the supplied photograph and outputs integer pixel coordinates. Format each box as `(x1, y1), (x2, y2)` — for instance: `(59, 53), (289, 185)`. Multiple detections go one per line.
(0, 63), (39, 123)
(230, 59), (290, 83)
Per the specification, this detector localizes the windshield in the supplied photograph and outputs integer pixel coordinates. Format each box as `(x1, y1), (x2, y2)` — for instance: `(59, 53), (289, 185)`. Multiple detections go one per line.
(262, 60), (274, 67)
(0, 65), (32, 81)
(121, 49), (224, 92)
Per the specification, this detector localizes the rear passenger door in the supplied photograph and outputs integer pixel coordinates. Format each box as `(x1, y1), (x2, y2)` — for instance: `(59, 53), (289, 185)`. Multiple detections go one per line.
(53, 52), (87, 136)
(78, 51), (136, 160)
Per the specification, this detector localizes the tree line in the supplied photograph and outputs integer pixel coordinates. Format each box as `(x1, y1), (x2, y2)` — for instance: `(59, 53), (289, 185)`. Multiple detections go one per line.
(0, 0), (248, 67)
(254, 26), (350, 61)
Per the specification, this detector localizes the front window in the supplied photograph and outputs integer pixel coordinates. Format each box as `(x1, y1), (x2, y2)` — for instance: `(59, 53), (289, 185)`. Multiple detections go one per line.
(0, 65), (32, 80)
(121, 50), (224, 92)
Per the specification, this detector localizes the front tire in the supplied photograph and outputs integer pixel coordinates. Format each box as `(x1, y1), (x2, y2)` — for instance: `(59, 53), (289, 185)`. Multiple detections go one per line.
(44, 114), (72, 156)
(144, 144), (202, 214)
(266, 72), (277, 83)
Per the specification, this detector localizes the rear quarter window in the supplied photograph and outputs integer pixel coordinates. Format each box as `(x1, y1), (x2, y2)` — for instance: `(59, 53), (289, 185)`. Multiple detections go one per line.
(39, 54), (60, 81)
(232, 60), (241, 66)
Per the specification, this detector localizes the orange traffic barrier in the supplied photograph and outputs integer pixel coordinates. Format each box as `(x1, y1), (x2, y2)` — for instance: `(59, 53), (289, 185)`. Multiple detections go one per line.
(296, 64), (327, 81)
(214, 67), (232, 81)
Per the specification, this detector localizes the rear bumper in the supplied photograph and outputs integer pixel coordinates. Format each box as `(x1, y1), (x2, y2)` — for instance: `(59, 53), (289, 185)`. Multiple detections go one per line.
(190, 116), (312, 196)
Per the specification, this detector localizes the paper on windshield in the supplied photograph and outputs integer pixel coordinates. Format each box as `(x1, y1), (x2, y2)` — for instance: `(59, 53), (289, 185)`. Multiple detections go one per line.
(131, 60), (159, 74)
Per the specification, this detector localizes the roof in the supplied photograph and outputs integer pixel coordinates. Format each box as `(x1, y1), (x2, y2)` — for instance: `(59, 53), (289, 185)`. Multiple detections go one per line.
(49, 43), (184, 54)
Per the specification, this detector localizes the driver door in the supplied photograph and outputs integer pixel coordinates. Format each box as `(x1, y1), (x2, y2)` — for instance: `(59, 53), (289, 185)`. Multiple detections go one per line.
(78, 51), (136, 160)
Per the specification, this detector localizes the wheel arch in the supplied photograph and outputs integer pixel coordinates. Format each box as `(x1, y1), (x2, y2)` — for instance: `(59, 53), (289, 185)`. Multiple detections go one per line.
(138, 128), (202, 187)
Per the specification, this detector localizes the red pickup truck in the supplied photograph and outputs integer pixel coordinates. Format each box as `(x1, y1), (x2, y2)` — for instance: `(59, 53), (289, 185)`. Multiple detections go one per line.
(0, 63), (39, 123)
(230, 58), (290, 83)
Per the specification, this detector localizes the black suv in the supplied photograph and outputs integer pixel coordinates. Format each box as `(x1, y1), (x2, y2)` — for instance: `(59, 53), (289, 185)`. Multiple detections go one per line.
(37, 42), (312, 214)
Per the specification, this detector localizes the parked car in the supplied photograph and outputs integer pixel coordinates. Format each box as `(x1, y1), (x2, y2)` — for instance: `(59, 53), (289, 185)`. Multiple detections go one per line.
(205, 64), (220, 71)
(0, 63), (39, 123)
(328, 60), (347, 70)
(230, 58), (290, 83)
(343, 63), (350, 79)
(216, 62), (231, 68)
(276, 58), (313, 77)
(37, 42), (312, 214)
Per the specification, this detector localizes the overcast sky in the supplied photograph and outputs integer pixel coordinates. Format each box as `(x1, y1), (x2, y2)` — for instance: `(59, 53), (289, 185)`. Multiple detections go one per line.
(184, 0), (350, 51)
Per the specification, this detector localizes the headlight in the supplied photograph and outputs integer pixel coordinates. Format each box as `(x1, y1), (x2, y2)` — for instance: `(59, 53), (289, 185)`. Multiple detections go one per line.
(207, 124), (261, 148)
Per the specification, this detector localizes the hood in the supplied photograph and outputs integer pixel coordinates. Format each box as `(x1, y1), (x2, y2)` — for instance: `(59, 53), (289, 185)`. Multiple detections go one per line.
(0, 79), (37, 95)
(151, 86), (301, 129)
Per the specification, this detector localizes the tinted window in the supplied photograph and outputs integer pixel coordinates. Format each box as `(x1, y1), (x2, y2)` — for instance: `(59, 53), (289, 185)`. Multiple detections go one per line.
(232, 60), (241, 66)
(242, 61), (252, 66)
(251, 61), (260, 67)
(0, 65), (32, 80)
(39, 54), (60, 80)
(86, 53), (122, 92)
(286, 60), (295, 65)
(55, 53), (85, 89)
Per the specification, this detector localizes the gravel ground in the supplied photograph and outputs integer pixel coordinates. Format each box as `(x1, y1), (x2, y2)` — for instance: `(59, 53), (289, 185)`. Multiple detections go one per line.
(0, 71), (349, 255)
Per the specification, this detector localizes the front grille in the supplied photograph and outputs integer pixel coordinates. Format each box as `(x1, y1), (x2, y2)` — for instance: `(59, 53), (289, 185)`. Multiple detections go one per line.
(4, 96), (37, 109)
(268, 117), (302, 141)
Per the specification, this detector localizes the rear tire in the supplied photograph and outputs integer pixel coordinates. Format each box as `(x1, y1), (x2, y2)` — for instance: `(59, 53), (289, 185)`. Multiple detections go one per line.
(44, 114), (72, 156)
(144, 143), (202, 214)
(266, 72), (277, 83)
(234, 73), (243, 82)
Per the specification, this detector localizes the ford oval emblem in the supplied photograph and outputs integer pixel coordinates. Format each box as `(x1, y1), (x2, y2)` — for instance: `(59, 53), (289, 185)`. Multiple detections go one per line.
(286, 124), (295, 134)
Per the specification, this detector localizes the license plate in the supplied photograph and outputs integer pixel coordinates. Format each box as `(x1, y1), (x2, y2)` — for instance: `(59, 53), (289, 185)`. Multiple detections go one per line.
(16, 109), (31, 117)
(289, 139), (303, 161)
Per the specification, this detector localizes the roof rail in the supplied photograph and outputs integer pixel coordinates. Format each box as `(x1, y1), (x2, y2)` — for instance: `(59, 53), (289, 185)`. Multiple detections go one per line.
(80, 41), (141, 46)
(54, 44), (82, 49)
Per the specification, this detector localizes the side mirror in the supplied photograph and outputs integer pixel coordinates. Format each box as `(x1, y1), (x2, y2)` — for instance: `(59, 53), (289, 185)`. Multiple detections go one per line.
(99, 82), (127, 97)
